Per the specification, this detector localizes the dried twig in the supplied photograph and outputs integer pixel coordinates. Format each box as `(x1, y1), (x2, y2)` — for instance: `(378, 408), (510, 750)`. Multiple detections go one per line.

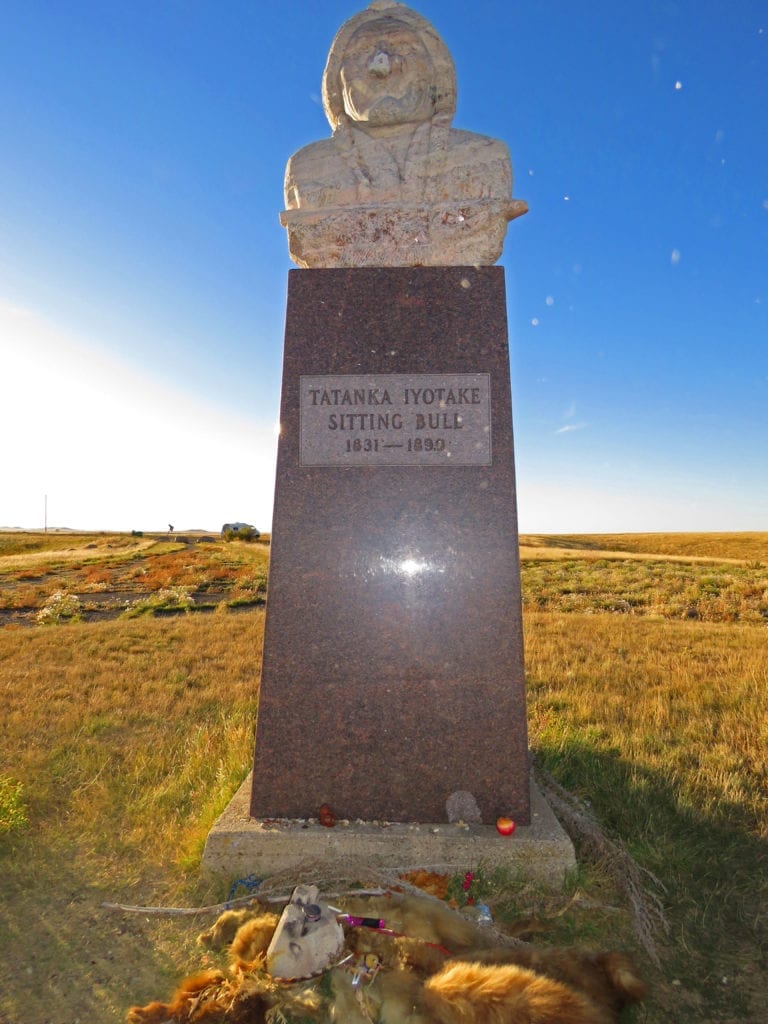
(101, 886), (387, 917)
(101, 894), (261, 916)
(534, 760), (669, 966)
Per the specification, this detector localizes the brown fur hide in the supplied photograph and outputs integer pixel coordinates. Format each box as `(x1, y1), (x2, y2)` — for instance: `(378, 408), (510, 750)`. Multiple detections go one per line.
(423, 949), (646, 1024)
(126, 894), (645, 1024)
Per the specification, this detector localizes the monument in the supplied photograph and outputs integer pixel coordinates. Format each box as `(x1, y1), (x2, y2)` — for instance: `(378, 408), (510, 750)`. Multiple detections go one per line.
(280, 1), (527, 268)
(248, 0), (532, 828)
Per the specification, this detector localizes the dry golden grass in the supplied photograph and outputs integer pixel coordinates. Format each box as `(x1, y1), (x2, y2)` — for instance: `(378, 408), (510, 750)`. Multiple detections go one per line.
(0, 536), (154, 568)
(1, 531), (767, 1023)
(521, 557), (768, 622)
(526, 613), (768, 837)
(0, 609), (265, 1024)
(525, 611), (768, 1022)
(1, 610), (262, 872)
(520, 532), (768, 563)
(519, 545), (750, 565)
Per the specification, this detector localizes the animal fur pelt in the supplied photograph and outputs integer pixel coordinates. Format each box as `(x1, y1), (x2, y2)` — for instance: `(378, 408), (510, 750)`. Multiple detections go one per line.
(126, 893), (645, 1024)
(448, 947), (646, 1017)
(424, 961), (618, 1024)
(125, 970), (229, 1024)
(339, 892), (487, 951)
(197, 905), (265, 949)
(422, 948), (646, 1024)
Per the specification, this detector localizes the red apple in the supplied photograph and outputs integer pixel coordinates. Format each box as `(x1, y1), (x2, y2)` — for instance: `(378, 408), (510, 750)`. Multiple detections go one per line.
(496, 816), (516, 836)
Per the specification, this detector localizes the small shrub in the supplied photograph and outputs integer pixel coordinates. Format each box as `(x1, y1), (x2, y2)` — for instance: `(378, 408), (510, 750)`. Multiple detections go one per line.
(0, 775), (29, 835)
(222, 525), (259, 543)
(226, 595), (264, 609)
(122, 587), (195, 618)
(235, 572), (268, 595)
(36, 591), (82, 625)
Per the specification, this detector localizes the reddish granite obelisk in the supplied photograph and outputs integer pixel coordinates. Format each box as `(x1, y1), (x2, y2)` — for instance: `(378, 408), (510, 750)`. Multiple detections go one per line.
(250, 2), (530, 825)
(250, 265), (529, 823)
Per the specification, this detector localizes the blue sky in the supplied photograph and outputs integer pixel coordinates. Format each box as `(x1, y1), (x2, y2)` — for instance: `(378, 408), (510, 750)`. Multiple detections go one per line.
(1, 0), (766, 533)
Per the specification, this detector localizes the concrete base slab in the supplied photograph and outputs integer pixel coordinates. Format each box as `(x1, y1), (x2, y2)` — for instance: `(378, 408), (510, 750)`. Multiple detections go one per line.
(202, 772), (575, 889)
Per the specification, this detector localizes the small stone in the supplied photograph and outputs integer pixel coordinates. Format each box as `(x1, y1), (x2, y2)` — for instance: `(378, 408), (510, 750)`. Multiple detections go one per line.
(446, 790), (482, 824)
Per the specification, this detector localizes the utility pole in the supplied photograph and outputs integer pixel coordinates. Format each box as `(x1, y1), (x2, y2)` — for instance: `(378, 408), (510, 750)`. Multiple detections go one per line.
(44, 494), (47, 534)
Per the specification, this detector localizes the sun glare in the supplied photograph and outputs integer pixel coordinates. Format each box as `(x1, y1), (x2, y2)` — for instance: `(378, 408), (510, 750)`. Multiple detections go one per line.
(0, 300), (276, 531)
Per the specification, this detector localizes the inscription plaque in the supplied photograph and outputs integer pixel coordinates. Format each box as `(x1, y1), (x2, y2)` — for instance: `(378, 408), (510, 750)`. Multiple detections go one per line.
(300, 373), (492, 467)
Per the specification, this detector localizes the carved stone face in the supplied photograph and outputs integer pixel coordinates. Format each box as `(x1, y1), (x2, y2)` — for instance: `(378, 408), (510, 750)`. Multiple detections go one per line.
(339, 18), (435, 128)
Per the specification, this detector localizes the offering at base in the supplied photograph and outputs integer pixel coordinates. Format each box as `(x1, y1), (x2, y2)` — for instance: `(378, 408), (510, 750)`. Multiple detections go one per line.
(128, 888), (647, 1023)
(266, 884), (345, 979)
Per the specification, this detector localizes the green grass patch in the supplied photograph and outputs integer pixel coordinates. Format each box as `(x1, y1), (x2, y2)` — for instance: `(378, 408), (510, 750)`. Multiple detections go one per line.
(521, 558), (768, 622)
(0, 775), (28, 836)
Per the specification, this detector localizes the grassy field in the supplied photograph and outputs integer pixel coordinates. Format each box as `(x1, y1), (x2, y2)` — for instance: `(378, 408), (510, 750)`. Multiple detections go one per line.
(0, 532), (766, 1022)
(0, 532), (269, 626)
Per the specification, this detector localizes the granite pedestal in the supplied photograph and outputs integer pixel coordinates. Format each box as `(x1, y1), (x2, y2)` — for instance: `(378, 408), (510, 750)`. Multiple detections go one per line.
(204, 772), (575, 887)
(249, 266), (530, 826)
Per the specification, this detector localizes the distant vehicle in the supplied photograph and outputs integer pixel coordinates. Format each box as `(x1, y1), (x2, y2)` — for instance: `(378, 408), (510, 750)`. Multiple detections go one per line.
(221, 522), (260, 541)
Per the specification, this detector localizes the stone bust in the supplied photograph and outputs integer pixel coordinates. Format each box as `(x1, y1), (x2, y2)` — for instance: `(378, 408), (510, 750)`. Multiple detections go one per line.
(280, 0), (527, 268)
